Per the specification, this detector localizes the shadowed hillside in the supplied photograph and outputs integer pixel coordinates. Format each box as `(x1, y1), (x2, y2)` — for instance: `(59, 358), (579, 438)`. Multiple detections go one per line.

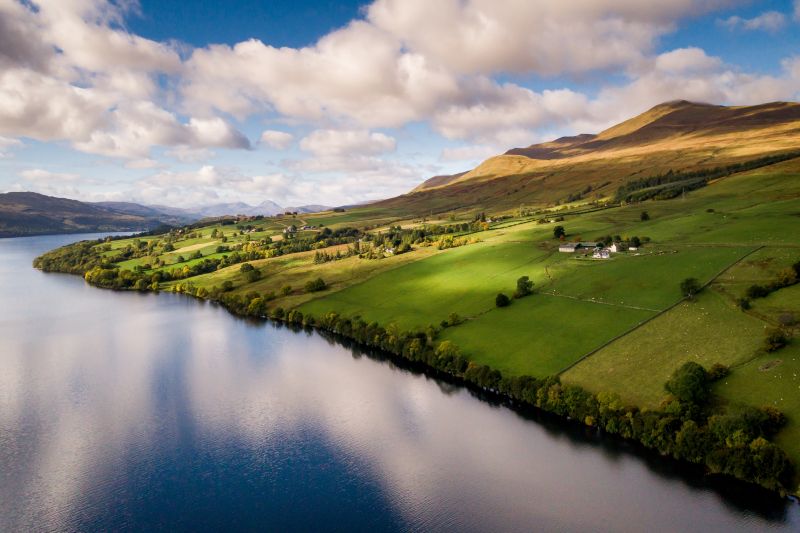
(0, 192), (168, 237)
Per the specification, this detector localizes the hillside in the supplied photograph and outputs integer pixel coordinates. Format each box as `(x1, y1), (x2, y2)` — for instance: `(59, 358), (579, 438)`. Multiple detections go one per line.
(0, 193), (323, 238)
(0, 192), (169, 237)
(33, 154), (800, 493)
(396, 100), (800, 215)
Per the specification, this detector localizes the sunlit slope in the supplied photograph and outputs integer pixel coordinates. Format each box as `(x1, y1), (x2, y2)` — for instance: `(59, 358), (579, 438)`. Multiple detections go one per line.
(387, 101), (800, 215)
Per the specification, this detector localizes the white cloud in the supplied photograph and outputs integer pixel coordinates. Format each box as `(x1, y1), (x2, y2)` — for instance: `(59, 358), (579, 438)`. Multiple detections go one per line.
(69, 102), (249, 159)
(0, 136), (23, 158)
(0, 1), (248, 160)
(181, 24), (459, 128)
(794, 0), (800, 21)
(654, 47), (722, 73)
(366, 0), (718, 76)
(260, 130), (294, 150)
(300, 129), (396, 157)
(720, 11), (787, 32)
(13, 167), (101, 198)
(440, 144), (500, 163)
(179, 0), (735, 131)
(20, 169), (82, 183)
(164, 146), (215, 164)
(186, 117), (250, 150)
(125, 158), (161, 169)
(127, 166), (298, 207)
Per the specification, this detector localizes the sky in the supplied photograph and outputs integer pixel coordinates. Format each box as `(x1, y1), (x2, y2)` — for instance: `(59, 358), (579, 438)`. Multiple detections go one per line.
(1, 0), (799, 208)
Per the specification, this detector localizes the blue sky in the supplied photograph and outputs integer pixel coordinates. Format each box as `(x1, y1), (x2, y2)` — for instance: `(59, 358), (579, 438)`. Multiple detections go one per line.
(1, 0), (799, 208)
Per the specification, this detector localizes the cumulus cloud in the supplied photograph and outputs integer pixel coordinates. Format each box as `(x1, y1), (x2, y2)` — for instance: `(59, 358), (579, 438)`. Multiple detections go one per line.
(179, 0), (735, 131)
(300, 129), (396, 157)
(12, 167), (101, 198)
(20, 168), (82, 183)
(181, 24), (459, 127)
(260, 130), (294, 150)
(0, 0), (248, 160)
(440, 144), (500, 163)
(720, 11), (787, 32)
(125, 166), (297, 206)
(125, 158), (161, 169)
(366, 0), (725, 76)
(0, 136), (23, 158)
(164, 147), (215, 163)
(70, 103), (249, 159)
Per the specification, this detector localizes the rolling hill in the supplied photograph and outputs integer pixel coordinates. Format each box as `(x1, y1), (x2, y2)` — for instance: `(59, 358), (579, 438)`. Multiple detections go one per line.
(0, 192), (176, 237)
(385, 100), (800, 215)
(0, 194), (333, 238)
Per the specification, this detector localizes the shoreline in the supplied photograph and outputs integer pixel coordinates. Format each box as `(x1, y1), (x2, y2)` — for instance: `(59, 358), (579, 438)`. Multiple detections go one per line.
(163, 284), (799, 498)
(30, 239), (800, 498)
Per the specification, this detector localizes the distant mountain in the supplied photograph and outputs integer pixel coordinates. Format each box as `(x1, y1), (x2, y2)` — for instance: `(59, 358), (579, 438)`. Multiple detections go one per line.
(187, 200), (285, 218)
(383, 100), (800, 214)
(285, 204), (333, 214)
(0, 192), (330, 237)
(0, 192), (169, 238)
(92, 201), (166, 218)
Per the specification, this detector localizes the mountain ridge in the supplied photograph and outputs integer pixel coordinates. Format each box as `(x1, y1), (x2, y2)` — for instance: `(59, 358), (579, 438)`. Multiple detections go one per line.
(393, 100), (800, 214)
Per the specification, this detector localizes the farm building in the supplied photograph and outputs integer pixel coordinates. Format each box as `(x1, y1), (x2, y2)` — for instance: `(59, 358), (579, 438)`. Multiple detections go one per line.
(559, 242), (601, 253)
(593, 248), (611, 259)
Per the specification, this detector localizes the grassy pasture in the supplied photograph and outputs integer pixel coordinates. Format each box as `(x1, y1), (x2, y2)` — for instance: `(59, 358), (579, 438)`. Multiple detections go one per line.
(562, 289), (767, 407)
(172, 244), (442, 309)
(714, 344), (800, 470)
(300, 238), (557, 329)
(543, 246), (753, 311)
(441, 295), (654, 377)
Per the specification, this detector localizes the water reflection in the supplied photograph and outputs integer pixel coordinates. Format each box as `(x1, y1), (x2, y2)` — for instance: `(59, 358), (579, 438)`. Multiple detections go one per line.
(0, 234), (798, 532)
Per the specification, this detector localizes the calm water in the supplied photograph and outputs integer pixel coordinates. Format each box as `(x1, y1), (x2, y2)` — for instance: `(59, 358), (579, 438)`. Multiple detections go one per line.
(1, 233), (799, 532)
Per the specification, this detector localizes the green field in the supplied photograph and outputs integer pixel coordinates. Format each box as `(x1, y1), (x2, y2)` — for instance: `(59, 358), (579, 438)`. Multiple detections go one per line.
(715, 344), (800, 469)
(441, 295), (654, 377)
(562, 289), (767, 407)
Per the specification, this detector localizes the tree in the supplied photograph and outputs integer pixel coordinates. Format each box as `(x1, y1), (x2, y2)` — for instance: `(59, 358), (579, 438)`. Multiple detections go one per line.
(514, 276), (533, 298)
(240, 263), (254, 272)
(746, 284), (769, 299)
(665, 361), (709, 405)
(630, 236), (641, 247)
(640, 211), (650, 221)
(305, 278), (327, 292)
(707, 363), (730, 381)
(680, 277), (701, 299)
(553, 225), (566, 239)
(764, 328), (788, 352)
(495, 293), (511, 307)
(245, 269), (261, 283)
